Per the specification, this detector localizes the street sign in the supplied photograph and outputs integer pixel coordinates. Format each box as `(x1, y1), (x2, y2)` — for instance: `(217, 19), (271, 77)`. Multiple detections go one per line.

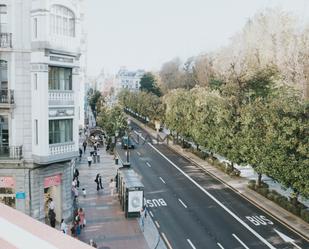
(16, 192), (26, 199)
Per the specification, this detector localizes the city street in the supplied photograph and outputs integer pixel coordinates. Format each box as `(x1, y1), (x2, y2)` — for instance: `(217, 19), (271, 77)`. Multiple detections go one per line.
(116, 122), (309, 249)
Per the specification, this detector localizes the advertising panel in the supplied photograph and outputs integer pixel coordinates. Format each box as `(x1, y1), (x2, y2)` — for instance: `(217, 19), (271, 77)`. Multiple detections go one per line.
(128, 191), (143, 212)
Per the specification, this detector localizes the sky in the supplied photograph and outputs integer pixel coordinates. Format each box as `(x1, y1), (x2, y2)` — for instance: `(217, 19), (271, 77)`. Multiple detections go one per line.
(85, 0), (309, 76)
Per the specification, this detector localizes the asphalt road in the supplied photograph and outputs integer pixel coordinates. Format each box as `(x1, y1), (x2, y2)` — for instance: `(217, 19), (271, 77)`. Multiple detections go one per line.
(116, 122), (309, 249)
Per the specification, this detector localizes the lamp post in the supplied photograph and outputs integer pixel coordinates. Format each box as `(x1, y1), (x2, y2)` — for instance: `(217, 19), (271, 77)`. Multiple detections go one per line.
(123, 119), (131, 167)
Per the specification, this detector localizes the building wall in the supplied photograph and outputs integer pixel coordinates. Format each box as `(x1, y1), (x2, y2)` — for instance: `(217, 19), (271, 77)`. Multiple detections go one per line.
(0, 0), (83, 221)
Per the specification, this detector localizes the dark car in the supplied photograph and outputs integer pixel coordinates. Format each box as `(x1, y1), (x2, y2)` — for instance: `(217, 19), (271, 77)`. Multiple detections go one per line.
(121, 136), (134, 149)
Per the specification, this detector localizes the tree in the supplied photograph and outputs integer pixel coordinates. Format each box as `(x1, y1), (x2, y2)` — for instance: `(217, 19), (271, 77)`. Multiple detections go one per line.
(140, 72), (162, 97)
(88, 89), (102, 119)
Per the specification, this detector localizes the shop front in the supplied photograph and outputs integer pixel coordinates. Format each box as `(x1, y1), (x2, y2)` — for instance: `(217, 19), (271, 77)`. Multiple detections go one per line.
(44, 174), (62, 223)
(0, 176), (15, 208)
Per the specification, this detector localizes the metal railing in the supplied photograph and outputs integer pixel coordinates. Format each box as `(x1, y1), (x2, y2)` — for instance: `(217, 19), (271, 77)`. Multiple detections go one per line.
(0, 33), (12, 48)
(0, 145), (23, 160)
(0, 89), (14, 104)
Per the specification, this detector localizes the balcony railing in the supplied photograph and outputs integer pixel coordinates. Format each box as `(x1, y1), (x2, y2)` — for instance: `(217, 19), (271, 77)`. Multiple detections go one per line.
(0, 146), (23, 160)
(0, 33), (12, 48)
(0, 89), (14, 105)
(48, 90), (74, 106)
(49, 142), (75, 155)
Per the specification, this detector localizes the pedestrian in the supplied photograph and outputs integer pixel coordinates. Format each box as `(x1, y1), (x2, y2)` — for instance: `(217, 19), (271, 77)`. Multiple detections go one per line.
(95, 174), (100, 191)
(70, 222), (76, 238)
(60, 219), (67, 234)
(74, 168), (79, 179)
(48, 198), (55, 212)
(87, 154), (92, 167)
(78, 208), (85, 228)
(109, 178), (115, 196)
(83, 140), (87, 153)
(89, 239), (97, 248)
(82, 188), (86, 197)
(140, 207), (145, 231)
(93, 142), (97, 151)
(99, 175), (103, 190)
(49, 209), (56, 228)
(79, 148), (82, 161)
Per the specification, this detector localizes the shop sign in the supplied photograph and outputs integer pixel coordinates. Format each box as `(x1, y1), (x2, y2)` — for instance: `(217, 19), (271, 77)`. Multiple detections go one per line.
(0, 177), (15, 188)
(44, 175), (61, 188)
(16, 192), (26, 199)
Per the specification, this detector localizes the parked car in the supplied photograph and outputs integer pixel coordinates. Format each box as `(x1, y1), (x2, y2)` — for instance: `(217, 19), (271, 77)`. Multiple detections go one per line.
(121, 136), (135, 149)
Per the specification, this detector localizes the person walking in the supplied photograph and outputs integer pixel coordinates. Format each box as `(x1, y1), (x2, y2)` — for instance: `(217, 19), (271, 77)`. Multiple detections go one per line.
(99, 175), (103, 190)
(95, 174), (100, 191)
(78, 208), (85, 228)
(87, 154), (92, 167)
(60, 219), (67, 234)
(49, 209), (56, 228)
(89, 239), (97, 248)
(79, 148), (82, 161)
(83, 140), (87, 153)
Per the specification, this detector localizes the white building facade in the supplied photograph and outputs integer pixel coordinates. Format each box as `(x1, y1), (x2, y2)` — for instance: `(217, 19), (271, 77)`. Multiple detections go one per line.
(0, 0), (84, 222)
(116, 68), (144, 92)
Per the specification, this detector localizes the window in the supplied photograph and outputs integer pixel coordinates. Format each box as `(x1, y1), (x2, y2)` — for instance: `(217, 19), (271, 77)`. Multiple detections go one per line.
(34, 120), (38, 145)
(0, 60), (8, 88)
(33, 18), (38, 38)
(48, 66), (72, 90)
(34, 73), (38, 90)
(0, 5), (8, 33)
(49, 119), (73, 144)
(50, 5), (75, 37)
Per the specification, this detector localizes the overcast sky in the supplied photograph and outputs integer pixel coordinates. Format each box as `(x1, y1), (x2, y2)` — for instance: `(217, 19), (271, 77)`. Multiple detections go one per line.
(85, 0), (309, 76)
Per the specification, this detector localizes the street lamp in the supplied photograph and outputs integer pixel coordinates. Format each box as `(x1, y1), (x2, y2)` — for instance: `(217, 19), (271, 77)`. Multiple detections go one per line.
(123, 119), (131, 167)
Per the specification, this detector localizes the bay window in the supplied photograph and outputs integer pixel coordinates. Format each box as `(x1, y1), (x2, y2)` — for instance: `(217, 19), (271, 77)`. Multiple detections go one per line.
(50, 5), (75, 37)
(49, 119), (73, 144)
(48, 66), (72, 90)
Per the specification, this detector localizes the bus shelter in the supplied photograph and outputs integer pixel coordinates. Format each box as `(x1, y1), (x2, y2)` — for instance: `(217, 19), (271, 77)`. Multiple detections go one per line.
(117, 168), (144, 218)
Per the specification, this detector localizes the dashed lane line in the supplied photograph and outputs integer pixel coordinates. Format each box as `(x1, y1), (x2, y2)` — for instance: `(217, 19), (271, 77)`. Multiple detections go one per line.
(149, 211), (154, 218)
(159, 177), (166, 184)
(178, 198), (188, 209)
(155, 221), (160, 228)
(187, 239), (197, 249)
(217, 242), (225, 249)
(146, 162), (152, 167)
(162, 232), (173, 249)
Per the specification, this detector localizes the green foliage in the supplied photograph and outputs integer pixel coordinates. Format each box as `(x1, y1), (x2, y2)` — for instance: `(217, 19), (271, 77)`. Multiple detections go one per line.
(97, 106), (127, 137)
(87, 88), (102, 118)
(140, 72), (162, 97)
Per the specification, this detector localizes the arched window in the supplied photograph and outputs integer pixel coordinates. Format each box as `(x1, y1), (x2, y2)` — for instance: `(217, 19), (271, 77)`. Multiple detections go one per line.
(50, 5), (75, 37)
(0, 4), (8, 32)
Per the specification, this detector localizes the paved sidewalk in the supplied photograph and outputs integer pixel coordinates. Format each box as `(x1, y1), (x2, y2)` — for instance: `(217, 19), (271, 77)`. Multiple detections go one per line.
(75, 145), (150, 249)
(130, 116), (309, 241)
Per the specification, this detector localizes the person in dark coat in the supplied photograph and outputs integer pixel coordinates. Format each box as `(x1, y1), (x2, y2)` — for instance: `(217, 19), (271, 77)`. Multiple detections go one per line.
(99, 175), (103, 189)
(79, 148), (83, 160)
(83, 141), (87, 153)
(95, 174), (100, 191)
(49, 209), (56, 228)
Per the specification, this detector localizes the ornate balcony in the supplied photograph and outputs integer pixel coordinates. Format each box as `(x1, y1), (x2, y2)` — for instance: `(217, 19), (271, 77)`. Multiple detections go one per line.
(0, 146), (23, 160)
(0, 89), (15, 109)
(0, 33), (12, 48)
(48, 90), (74, 106)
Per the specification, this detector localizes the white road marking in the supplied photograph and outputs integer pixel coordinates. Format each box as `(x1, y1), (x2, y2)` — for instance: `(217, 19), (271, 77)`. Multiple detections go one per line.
(155, 221), (160, 228)
(187, 239), (197, 249)
(178, 198), (188, 208)
(146, 162), (152, 167)
(146, 141), (276, 249)
(137, 151), (141, 156)
(232, 234), (250, 249)
(274, 229), (302, 249)
(149, 211), (154, 218)
(159, 177), (166, 184)
(217, 242), (225, 249)
(162, 233), (173, 249)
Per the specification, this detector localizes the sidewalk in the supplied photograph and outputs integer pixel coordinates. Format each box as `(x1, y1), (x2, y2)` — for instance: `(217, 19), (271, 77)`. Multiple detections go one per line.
(75, 145), (150, 249)
(130, 116), (309, 241)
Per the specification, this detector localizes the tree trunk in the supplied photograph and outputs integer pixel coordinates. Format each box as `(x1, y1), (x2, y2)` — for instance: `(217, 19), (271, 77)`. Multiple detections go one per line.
(290, 192), (299, 206)
(196, 144), (199, 151)
(230, 162), (234, 170)
(257, 173), (262, 187)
